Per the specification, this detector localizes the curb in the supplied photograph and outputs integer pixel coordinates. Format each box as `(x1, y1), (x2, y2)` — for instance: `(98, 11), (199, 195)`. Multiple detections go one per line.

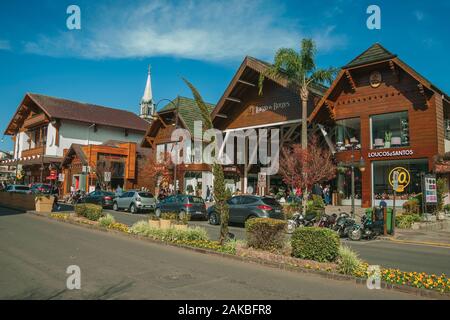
(27, 211), (450, 300)
(378, 235), (450, 248)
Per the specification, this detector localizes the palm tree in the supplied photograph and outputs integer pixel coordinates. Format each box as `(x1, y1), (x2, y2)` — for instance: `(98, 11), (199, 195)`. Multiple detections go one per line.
(183, 78), (230, 245)
(258, 38), (336, 214)
(258, 38), (336, 150)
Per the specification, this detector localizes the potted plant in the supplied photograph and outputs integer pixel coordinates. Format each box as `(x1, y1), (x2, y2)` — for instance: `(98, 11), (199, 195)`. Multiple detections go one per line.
(174, 212), (191, 231)
(35, 194), (55, 213)
(148, 214), (160, 228)
(160, 212), (177, 229)
(384, 131), (392, 148)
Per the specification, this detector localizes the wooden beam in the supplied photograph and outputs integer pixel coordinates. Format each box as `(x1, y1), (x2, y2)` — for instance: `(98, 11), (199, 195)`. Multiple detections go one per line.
(325, 100), (336, 120)
(225, 97), (241, 103)
(237, 79), (256, 87)
(345, 70), (356, 91)
(417, 84), (432, 108)
(389, 60), (399, 82)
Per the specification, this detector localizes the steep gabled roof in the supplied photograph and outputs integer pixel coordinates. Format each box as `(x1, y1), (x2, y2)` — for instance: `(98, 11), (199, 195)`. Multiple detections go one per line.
(309, 43), (449, 123)
(5, 93), (150, 135)
(211, 55), (328, 123)
(343, 43), (397, 69)
(158, 96), (215, 134)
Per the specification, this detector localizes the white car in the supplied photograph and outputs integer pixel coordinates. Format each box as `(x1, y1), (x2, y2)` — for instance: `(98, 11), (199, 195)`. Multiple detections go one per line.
(113, 191), (156, 214)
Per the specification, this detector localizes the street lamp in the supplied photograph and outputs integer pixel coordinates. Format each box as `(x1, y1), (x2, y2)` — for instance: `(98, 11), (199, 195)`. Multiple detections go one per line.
(345, 141), (365, 218)
(155, 98), (180, 195)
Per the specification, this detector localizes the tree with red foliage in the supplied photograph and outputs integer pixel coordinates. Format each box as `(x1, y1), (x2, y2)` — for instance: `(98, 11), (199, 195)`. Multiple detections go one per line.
(279, 135), (336, 212)
(141, 151), (174, 192)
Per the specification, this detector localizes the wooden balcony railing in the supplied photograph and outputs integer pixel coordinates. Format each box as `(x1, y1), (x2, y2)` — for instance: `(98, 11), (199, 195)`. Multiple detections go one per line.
(21, 146), (45, 158)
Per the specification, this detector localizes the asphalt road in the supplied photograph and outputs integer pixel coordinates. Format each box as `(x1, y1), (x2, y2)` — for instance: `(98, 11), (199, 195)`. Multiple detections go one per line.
(0, 207), (419, 299)
(99, 209), (450, 276)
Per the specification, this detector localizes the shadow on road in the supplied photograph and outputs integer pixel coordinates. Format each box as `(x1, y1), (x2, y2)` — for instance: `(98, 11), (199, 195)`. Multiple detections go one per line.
(0, 206), (27, 216)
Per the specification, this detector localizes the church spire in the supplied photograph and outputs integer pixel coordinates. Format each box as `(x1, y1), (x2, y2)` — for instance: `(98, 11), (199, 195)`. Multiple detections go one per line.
(140, 64), (155, 121)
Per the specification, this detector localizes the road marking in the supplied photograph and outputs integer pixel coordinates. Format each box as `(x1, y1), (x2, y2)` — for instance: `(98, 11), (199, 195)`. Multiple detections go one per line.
(385, 238), (450, 249)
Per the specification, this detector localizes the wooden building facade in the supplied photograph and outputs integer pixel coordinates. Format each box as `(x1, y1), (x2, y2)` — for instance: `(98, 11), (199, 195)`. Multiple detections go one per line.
(309, 43), (450, 208)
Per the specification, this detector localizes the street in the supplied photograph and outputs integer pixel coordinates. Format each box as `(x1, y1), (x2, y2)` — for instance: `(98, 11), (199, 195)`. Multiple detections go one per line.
(0, 207), (420, 299)
(96, 208), (450, 276)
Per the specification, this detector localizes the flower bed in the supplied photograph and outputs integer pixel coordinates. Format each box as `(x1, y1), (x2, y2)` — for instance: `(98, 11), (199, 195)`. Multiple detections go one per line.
(43, 211), (450, 295)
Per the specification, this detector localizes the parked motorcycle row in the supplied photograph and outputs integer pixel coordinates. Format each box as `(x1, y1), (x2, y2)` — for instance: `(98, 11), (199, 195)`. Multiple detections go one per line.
(286, 209), (384, 241)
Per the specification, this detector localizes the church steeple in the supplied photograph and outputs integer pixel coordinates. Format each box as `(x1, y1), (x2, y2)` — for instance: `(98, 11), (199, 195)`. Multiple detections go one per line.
(140, 65), (155, 121)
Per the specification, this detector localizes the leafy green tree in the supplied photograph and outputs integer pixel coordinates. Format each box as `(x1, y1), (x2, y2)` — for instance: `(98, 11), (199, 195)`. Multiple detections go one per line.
(258, 38), (336, 213)
(183, 78), (230, 244)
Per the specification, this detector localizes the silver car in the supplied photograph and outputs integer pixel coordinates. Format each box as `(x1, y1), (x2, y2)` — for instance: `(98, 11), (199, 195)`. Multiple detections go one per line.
(113, 191), (156, 214)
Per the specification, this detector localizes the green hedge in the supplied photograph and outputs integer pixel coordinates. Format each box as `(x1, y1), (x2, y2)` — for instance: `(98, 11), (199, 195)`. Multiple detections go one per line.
(75, 203), (104, 221)
(395, 214), (421, 229)
(245, 218), (286, 251)
(291, 227), (340, 262)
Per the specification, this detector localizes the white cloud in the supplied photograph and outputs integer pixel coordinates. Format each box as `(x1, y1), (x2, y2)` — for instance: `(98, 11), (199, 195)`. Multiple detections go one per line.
(414, 10), (424, 21)
(0, 40), (11, 51)
(23, 0), (346, 62)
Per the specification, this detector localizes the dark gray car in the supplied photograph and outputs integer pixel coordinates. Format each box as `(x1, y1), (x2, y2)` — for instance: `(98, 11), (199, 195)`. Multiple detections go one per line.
(207, 195), (284, 225)
(155, 195), (207, 220)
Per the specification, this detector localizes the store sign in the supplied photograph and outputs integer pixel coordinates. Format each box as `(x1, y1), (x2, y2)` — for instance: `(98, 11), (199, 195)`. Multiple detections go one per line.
(424, 175), (437, 204)
(251, 101), (291, 114)
(257, 172), (267, 188)
(368, 149), (413, 159)
(104, 172), (112, 182)
(388, 167), (410, 192)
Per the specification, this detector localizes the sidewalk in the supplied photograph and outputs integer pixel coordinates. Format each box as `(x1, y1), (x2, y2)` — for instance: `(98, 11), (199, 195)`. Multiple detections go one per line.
(386, 229), (450, 248)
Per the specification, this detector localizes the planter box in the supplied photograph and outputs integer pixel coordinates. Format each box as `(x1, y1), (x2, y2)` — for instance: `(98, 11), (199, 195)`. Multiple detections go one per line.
(159, 219), (172, 230)
(35, 196), (55, 213)
(149, 220), (160, 228)
(173, 224), (188, 231)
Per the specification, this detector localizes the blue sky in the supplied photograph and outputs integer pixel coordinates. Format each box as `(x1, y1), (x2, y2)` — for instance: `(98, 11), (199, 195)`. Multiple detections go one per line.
(0, 0), (449, 151)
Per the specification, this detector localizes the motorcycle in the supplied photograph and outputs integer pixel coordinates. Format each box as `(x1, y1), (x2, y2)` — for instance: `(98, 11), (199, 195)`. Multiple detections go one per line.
(318, 213), (337, 228)
(348, 214), (384, 241)
(333, 212), (357, 238)
(68, 190), (86, 205)
(286, 212), (317, 234)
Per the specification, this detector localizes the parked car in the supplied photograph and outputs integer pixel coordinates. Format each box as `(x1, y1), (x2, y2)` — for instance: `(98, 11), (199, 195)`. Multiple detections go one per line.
(113, 191), (156, 213)
(5, 185), (31, 194)
(155, 194), (207, 220)
(207, 195), (284, 225)
(83, 190), (116, 208)
(30, 183), (52, 195)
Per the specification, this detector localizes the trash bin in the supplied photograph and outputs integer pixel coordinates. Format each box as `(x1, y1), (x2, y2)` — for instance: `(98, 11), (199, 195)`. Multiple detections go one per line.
(386, 208), (394, 234)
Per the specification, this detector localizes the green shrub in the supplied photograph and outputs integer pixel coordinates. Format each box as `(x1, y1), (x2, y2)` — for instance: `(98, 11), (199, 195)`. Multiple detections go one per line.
(130, 221), (209, 242)
(396, 214), (421, 229)
(444, 204), (450, 213)
(161, 212), (178, 221)
(338, 246), (363, 275)
(99, 214), (115, 227)
(402, 198), (420, 215)
(245, 218), (287, 251)
(75, 203), (103, 221)
(306, 195), (325, 217)
(291, 227), (340, 262)
(437, 177), (448, 212)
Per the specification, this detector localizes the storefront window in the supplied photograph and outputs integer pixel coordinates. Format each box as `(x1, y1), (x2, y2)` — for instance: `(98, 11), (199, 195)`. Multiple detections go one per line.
(335, 118), (361, 152)
(337, 169), (362, 204)
(373, 159), (427, 201)
(371, 111), (409, 149)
